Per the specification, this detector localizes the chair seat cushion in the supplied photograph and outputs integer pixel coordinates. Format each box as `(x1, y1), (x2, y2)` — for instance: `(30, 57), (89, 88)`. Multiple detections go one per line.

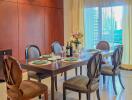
(63, 76), (99, 92)
(20, 80), (48, 98)
(101, 64), (120, 75)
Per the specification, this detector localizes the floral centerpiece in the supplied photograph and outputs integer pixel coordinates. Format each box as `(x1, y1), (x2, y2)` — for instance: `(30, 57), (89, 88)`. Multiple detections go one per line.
(70, 32), (83, 49)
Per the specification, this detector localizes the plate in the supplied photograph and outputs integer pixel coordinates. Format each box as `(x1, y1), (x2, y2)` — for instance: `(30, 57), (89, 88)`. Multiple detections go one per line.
(28, 60), (51, 66)
(63, 57), (79, 62)
(48, 56), (61, 61)
(87, 49), (101, 54)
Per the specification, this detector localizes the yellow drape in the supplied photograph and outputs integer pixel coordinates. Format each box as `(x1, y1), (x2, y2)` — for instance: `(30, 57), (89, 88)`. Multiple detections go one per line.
(64, 0), (84, 45)
(123, 0), (132, 64)
(72, 0), (85, 46)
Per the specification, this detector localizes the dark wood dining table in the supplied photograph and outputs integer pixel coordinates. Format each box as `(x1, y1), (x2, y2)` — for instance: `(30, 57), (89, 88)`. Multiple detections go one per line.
(20, 50), (113, 100)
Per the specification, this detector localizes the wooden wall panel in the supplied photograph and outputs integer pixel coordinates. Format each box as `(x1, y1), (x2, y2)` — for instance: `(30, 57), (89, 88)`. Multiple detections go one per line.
(18, 0), (62, 8)
(0, 0), (64, 60)
(55, 9), (64, 45)
(0, 1), (18, 58)
(44, 7), (57, 53)
(18, 0), (46, 6)
(19, 4), (45, 60)
(57, 0), (63, 8)
(0, 0), (18, 3)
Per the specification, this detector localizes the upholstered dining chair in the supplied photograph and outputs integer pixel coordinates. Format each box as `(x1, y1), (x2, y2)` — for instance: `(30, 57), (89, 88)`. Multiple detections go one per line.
(96, 41), (110, 51)
(51, 41), (63, 55)
(101, 45), (125, 95)
(51, 41), (80, 81)
(3, 56), (48, 100)
(51, 41), (68, 80)
(63, 52), (102, 100)
(25, 45), (57, 91)
(0, 49), (12, 83)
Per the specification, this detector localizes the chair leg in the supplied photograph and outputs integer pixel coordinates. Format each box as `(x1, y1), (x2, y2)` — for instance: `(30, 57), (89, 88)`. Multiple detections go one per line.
(38, 78), (42, 99)
(28, 75), (30, 80)
(86, 93), (90, 100)
(55, 76), (58, 91)
(118, 73), (125, 89)
(96, 89), (100, 100)
(80, 66), (82, 75)
(79, 92), (81, 100)
(112, 76), (117, 95)
(64, 72), (67, 81)
(75, 68), (78, 76)
(63, 86), (66, 100)
(44, 91), (48, 100)
(103, 75), (105, 85)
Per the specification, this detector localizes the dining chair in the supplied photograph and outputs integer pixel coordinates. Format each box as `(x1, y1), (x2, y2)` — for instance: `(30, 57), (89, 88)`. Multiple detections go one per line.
(51, 41), (68, 80)
(51, 41), (63, 55)
(51, 41), (80, 81)
(3, 56), (48, 100)
(25, 45), (57, 91)
(0, 49), (12, 83)
(63, 52), (102, 100)
(96, 41), (111, 83)
(96, 41), (110, 51)
(101, 45), (125, 95)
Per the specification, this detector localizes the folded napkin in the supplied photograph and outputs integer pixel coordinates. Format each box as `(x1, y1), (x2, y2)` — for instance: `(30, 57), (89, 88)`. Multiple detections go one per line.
(40, 54), (52, 58)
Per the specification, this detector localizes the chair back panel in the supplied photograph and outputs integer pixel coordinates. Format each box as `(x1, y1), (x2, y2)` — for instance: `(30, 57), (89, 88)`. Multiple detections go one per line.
(87, 52), (102, 79)
(3, 56), (22, 87)
(51, 41), (62, 55)
(112, 45), (123, 70)
(0, 49), (12, 81)
(96, 41), (110, 51)
(25, 45), (41, 60)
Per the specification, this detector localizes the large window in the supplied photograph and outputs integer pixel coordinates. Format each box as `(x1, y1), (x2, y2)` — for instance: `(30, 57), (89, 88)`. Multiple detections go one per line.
(84, 5), (123, 49)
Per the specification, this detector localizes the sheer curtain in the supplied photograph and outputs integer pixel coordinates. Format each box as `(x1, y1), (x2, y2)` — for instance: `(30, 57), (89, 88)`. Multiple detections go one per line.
(84, 0), (125, 49)
(122, 0), (132, 64)
(84, 0), (132, 64)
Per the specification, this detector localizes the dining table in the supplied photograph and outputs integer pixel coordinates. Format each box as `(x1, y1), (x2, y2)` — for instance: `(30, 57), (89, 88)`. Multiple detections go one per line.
(20, 49), (113, 100)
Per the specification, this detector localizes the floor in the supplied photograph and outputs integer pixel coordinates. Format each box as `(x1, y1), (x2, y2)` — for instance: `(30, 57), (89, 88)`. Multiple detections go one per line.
(0, 65), (132, 100)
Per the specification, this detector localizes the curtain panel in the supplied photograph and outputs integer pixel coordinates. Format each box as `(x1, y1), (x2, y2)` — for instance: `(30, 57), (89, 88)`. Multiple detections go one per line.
(84, 0), (132, 64)
(122, 0), (132, 64)
(71, 0), (85, 46)
(84, 0), (126, 7)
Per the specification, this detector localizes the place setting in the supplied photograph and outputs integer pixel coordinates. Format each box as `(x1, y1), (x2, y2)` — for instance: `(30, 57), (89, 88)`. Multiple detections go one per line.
(28, 60), (51, 66)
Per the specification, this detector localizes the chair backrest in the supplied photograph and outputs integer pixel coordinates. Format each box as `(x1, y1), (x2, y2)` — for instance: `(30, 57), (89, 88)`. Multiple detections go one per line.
(51, 41), (62, 55)
(3, 56), (23, 99)
(96, 41), (110, 51)
(112, 45), (123, 71)
(3, 56), (22, 87)
(0, 49), (12, 82)
(86, 52), (102, 89)
(87, 52), (102, 79)
(25, 45), (41, 60)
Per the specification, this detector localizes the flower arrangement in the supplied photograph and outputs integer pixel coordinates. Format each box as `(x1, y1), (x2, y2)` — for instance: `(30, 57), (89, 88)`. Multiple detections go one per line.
(70, 32), (83, 49)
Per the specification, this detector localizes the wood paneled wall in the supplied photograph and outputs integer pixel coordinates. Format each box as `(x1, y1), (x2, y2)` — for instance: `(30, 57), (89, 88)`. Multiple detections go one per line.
(0, 0), (64, 60)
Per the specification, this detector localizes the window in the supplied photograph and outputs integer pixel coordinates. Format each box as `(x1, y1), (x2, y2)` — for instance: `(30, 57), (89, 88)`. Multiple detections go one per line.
(84, 5), (123, 49)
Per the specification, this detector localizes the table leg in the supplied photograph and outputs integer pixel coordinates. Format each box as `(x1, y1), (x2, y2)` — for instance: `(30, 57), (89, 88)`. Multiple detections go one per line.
(51, 75), (55, 100)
